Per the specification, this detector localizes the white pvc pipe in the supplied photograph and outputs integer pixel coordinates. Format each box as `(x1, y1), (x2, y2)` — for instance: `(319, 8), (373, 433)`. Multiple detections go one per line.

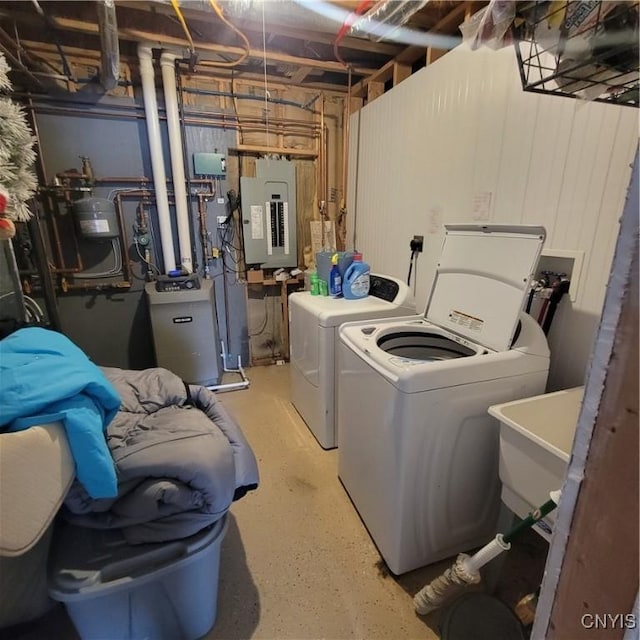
(462, 534), (511, 574)
(138, 44), (175, 273)
(160, 51), (192, 274)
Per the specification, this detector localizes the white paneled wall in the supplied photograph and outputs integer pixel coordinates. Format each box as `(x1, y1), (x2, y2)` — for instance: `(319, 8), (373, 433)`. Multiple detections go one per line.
(347, 44), (638, 391)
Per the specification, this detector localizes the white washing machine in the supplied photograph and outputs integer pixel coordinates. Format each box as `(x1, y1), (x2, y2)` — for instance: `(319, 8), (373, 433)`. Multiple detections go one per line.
(290, 275), (415, 449)
(337, 224), (550, 575)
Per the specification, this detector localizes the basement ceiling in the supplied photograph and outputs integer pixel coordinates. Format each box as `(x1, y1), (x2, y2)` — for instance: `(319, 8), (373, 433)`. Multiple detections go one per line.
(0, 1), (485, 91)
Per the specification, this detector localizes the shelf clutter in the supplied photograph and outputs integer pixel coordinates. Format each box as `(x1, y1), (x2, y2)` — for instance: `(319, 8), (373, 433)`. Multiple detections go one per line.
(513, 1), (639, 107)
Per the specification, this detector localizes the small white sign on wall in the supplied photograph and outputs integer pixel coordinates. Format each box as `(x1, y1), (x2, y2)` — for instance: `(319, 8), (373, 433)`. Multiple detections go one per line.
(472, 191), (492, 221)
(250, 205), (264, 240)
(428, 205), (443, 234)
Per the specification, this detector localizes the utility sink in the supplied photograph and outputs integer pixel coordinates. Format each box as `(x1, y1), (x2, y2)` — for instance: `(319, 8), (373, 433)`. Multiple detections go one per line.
(488, 387), (584, 540)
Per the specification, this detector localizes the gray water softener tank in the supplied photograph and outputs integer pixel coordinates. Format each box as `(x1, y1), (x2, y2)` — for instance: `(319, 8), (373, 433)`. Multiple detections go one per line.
(145, 279), (222, 387)
(73, 197), (119, 239)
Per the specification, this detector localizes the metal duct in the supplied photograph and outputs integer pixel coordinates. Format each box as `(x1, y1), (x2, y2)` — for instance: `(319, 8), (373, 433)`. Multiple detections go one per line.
(138, 44), (176, 273)
(351, 0), (430, 42)
(160, 51), (192, 274)
(96, 0), (119, 91)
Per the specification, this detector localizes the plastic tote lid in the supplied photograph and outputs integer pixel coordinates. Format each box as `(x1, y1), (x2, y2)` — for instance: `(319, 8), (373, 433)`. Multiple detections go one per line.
(48, 516), (227, 599)
(425, 224), (546, 352)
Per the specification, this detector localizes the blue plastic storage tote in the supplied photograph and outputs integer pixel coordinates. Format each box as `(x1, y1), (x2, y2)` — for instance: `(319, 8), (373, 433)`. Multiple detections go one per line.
(48, 516), (227, 640)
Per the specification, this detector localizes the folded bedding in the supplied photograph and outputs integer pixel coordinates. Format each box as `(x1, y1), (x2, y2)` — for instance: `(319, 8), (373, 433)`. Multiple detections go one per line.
(64, 366), (259, 543)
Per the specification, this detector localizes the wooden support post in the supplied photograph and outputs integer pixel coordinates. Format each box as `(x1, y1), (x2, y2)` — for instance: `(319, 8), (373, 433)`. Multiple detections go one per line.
(426, 48), (447, 65)
(367, 81), (384, 102)
(280, 279), (289, 360)
(393, 63), (411, 85)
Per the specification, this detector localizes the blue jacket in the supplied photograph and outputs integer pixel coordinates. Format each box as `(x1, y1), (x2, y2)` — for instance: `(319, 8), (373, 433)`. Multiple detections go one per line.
(0, 328), (120, 498)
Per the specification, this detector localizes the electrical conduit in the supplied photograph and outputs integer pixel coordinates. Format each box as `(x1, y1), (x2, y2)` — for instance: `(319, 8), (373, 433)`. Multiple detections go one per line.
(160, 51), (192, 274)
(138, 44), (176, 273)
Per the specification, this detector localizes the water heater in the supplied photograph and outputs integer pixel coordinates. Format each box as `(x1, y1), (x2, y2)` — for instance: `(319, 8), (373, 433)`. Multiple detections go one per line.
(240, 158), (297, 268)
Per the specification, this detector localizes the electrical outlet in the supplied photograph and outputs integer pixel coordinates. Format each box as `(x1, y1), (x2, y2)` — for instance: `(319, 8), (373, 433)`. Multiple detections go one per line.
(411, 235), (424, 253)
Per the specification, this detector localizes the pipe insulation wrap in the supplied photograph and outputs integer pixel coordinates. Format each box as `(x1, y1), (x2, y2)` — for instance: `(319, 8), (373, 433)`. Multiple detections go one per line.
(413, 553), (481, 616)
(96, 0), (119, 91)
(160, 52), (192, 273)
(138, 44), (176, 273)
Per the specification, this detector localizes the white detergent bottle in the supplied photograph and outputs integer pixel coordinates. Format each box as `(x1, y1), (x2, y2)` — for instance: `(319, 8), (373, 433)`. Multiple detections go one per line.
(343, 252), (370, 299)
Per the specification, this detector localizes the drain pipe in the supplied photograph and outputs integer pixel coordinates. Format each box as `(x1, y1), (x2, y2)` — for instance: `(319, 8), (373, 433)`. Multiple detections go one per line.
(160, 51), (192, 274)
(138, 44), (175, 273)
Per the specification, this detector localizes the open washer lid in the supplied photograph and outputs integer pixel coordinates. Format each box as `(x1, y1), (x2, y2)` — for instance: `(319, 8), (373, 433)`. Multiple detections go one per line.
(425, 224), (546, 352)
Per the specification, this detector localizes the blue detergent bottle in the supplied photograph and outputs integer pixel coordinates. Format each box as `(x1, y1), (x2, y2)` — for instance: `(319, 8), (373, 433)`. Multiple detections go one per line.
(343, 252), (370, 299)
(329, 253), (342, 297)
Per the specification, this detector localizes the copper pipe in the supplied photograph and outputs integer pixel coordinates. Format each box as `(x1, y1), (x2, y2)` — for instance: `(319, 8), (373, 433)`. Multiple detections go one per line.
(341, 66), (352, 214)
(95, 177), (217, 191)
(113, 193), (133, 284)
(48, 195), (84, 273)
(196, 193), (214, 274)
(56, 170), (90, 180)
(48, 198), (68, 271)
(22, 102), (321, 130)
(323, 123), (329, 210)
(27, 105), (319, 139)
(318, 93), (325, 215)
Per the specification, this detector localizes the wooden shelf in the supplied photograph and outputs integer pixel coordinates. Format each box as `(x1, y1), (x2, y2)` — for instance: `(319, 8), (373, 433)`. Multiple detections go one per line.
(261, 277), (301, 286)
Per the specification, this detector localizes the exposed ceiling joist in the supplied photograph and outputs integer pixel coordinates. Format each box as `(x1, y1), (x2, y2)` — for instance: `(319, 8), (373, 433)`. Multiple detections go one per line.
(0, 1), (480, 93)
(116, 0), (402, 57)
(351, 2), (471, 98)
(3, 8), (375, 77)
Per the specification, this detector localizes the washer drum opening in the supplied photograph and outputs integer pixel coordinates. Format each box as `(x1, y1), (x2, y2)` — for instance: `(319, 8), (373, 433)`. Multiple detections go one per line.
(376, 332), (476, 361)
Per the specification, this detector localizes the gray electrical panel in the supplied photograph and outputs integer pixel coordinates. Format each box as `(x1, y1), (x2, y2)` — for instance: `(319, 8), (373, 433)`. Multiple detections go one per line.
(145, 279), (222, 386)
(240, 158), (297, 268)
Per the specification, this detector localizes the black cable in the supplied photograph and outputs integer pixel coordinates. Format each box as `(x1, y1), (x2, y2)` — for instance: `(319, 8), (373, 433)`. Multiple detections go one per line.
(407, 250), (416, 286)
(525, 287), (536, 314)
(542, 279), (570, 335)
(249, 294), (269, 337)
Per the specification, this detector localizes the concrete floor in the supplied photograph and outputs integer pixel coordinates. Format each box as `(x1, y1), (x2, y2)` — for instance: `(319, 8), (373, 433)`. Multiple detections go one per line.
(4, 364), (546, 640)
(207, 364), (447, 640)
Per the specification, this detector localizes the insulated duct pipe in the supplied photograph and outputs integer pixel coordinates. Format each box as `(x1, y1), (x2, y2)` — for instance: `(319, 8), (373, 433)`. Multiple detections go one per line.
(96, 0), (119, 91)
(160, 51), (192, 273)
(138, 44), (176, 273)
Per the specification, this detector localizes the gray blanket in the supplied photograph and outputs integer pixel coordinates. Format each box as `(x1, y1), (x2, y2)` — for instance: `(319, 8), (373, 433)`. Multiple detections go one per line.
(64, 367), (259, 543)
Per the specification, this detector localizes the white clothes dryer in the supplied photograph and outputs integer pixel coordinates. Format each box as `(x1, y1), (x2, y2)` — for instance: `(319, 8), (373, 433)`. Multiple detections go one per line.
(289, 275), (415, 449)
(337, 225), (550, 575)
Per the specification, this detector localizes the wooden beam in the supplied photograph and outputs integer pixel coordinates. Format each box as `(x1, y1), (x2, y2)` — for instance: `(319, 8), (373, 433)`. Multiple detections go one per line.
(537, 159), (639, 639)
(426, 48), (447, 65)
(395, 2), (468, 66)
(394, 45), (427, 66)
(545, 194), (639, 640)
(433, 2), (472, 34)
(367, 81), (384, 103)
(116, 1), (402, 57)
(393, 63), (411, 85)
(350, 2), (471, 101)
(290, 66), (312, 85)
(19, 41), (350, 93)
(4, 9), (375, 77)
